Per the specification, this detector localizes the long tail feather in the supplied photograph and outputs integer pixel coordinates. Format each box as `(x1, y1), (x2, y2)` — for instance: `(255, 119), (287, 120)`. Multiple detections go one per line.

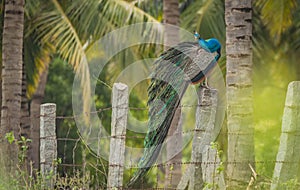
(127, 41), (218, 187)
(127, 82), (188, 187)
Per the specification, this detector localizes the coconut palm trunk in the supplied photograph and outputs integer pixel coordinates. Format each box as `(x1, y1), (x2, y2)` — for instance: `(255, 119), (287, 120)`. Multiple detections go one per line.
(163, 0), (182, 188)
(225, 0), (255, 188)
(0, 0), (25, 173)
(21, 66), (30, 139)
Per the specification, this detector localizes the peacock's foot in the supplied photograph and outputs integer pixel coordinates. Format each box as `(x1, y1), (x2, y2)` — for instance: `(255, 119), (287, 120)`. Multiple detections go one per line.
(200, 77), (211, 89)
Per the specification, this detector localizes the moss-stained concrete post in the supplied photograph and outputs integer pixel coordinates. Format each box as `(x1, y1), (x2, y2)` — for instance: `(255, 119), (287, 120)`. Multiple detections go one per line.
(107, 83), (128, 189)
(178, 87), (224, 190)
(191, 87), (218, 190)
(40, 103), (57, 188)
(271, 81), (300, 189)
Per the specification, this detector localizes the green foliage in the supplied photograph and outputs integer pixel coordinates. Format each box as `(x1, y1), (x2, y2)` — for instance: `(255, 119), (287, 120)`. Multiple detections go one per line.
(18, 136), (32, 163)
(210, 142), (224, 174)
(24, 33), (54, 98)
(5, 131), (15, 144)
(44, 58), (108, 188)
(180, 0), (225, 43)
(253, 43), (297, 177)
(279, 178), (300, 189)
(55, 171), (93, 189)
(4, 132), (32, 164)
(23, 0), (163, 128)
(204, 182), (220, 190)
(0, 155), (98, 190)
(255, 0), (297, 44)
(7, 0), (300, 188)
(134, 0), (163, 21)
(30, 0), (92, 119)
(252, 0), (300, 179)
(44, 57), (74, 115)
(1, 134), (51, 189)
(24, 0), (161, 97)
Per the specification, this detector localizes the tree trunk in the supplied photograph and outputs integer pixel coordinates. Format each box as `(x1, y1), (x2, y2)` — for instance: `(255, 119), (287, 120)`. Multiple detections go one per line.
(19, 55), (31, 172)
(163, 0), (180, 48)
(30, 66), (49, 170)
(163, 0), (182, 188)
(225, 0), (255, 188)
(21, 59), (30, 138)
(0, 0), (25, 173)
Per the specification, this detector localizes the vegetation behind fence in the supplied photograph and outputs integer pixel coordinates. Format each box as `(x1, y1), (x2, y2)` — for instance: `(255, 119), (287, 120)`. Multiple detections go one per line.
(35, 81), (300, 189)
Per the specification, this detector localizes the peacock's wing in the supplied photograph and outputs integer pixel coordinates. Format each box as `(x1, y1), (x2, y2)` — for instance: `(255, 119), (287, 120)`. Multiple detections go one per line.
(127, 42), (217, 187)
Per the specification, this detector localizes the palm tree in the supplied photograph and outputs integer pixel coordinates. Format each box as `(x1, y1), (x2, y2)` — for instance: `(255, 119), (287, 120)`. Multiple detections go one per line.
(0, 0), (25, 173)
(225, 0), (254, 188)
(162, 0), (182, 188)
(23, 0), (162, 170)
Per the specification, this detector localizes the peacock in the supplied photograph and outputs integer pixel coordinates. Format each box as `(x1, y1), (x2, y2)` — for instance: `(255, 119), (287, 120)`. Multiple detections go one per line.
(127, 32), (221, 187)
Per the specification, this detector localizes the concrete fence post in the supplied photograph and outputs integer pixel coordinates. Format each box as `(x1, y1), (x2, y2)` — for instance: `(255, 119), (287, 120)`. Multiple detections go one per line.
(40, 103), (57, 188)
(177, 87), (224, 190)
(107, 83), (129, 189)
(271, 81), (300, 189)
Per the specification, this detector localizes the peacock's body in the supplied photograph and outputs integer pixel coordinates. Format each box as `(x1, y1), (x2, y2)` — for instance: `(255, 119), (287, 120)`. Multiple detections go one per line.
(127, 33), (221, 187)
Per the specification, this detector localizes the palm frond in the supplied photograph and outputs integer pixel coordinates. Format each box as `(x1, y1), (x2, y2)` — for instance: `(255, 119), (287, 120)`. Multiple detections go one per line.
(24, 34), (54, 98)
(26, 0), (163, 122)
(255, 0), (297, 44)
(285, 3), (300, 52)
(67, 0), (161, 50)
(133, 0), (163, 21)
(31, 0), (91, 121)
(180, 0), (225, 42)
(66, 0), (163, 93)
(252, 5), (276, 63)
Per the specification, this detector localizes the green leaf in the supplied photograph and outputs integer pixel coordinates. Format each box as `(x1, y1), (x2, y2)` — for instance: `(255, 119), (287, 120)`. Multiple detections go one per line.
(20, 136), (26, 141)
(5, 132), (15, 144)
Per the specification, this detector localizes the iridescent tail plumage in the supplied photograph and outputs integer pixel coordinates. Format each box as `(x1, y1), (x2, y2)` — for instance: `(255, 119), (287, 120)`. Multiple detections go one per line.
(127, 40), (221, 187)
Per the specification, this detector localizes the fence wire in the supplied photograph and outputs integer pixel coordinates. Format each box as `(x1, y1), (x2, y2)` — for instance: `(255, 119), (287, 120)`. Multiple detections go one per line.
(34, 104), (294, 189)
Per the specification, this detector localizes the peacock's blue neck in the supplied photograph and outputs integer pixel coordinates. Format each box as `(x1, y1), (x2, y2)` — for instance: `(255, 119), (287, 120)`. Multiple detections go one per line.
(198, 38), (221, 61)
